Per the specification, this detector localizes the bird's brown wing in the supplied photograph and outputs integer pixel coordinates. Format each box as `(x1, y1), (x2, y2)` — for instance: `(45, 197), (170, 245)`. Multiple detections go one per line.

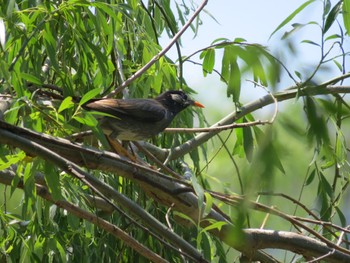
(82, 98), (166, 122)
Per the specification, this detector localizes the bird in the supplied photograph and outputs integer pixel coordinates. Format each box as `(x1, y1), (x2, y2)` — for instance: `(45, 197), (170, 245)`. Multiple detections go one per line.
(82, 90), (204, 141)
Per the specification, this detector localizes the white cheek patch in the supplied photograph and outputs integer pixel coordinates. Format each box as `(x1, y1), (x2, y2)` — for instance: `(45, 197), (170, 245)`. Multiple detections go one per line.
(170, 94), (183, 104)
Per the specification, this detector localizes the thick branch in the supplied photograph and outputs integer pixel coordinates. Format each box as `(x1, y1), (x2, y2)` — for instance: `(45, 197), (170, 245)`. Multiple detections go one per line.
(0, 121), (275, 262)
(0, 125), (206, 262)
(241, 229), (350, 263)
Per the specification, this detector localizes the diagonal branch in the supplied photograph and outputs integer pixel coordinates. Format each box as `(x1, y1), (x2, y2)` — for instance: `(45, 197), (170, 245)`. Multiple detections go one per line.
(0, 121), (277, 262)
(0, 125), (207, 262)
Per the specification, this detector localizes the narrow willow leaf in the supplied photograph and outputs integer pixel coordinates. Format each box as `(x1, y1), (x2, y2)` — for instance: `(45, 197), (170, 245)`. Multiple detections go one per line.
(221, 47), (230, 83)
(79, 87), (103, 105)
(233, 37), (247, 43)
(269, 0), (316, 39)
(227, 59), (241, 103)
(43, 24), (59, 71)
(92, 2), (123, 21)
(203, 192), (213, 218)
(271, 145), (286, 174)
(211, 37), (230, 45)
(233, 120), (244, 157)
(201, 232), (212, 261)
(333, 59), (342, 71)
(86, 41), (108, 76)
(335, 207), (346, 226)
(0, 152), (26, 170)
(324, 1), (342, 33)
(323, 0), (332, 18)
(19, 73), (42, 85)
(319, 172), (333, 198)
(343, 0), (350, 35)
(295, 70), (303, 80)
(325, 34), (341, 41)
(202, 48), (215, 75)
(44, 163), (62, 201)
(243, 122), (254, 162)
(301, 40), (320, 47)
(73, 112), (98, 127)
(201, 221), (228, 233)
(335, 131), (346, 164)
(305, 169), (316, 186)
(190, 171), (205, 218)
(58, 96), (74, 113)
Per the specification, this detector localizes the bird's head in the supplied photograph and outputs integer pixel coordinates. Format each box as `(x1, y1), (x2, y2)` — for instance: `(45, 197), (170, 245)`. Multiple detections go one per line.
(156, 90), (204, 114)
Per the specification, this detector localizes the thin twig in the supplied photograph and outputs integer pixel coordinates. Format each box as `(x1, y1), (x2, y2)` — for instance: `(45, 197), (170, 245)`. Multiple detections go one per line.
(164, 120), (271, 133)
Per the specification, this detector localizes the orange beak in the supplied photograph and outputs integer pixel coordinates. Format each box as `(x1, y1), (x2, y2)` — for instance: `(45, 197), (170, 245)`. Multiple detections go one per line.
(193, 101), (205, 108)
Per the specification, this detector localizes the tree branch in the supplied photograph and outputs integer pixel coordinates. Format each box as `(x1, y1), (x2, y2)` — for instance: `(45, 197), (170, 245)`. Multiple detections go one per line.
(0, 125), (207, 263)
(241, 229), (350, 263)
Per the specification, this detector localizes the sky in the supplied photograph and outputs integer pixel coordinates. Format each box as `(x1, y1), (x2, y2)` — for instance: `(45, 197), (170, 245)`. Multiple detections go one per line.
(161, 0), (345, 119)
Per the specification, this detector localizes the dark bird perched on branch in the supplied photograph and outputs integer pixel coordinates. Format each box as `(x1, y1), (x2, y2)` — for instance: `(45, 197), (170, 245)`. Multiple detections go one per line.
(82, 90), (204, 141)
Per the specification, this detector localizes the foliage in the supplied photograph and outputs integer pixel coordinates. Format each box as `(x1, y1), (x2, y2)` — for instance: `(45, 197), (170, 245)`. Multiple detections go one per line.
(0, 0), (350, 262)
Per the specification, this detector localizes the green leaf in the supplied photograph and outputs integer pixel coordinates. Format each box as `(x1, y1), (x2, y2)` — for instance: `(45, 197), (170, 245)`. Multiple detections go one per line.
(202, 48), (215, 76)
(324, 1), (342, 33)
(73, 112), (99, 127)
(305, 97), (330, 146)
(58, 96), (74, 113)
(200, 221), (228, 233)
(243, 123), (254, 162)
(270, 0), (316, 39)
(333, 59), (342, 72)
(301, 40), (320, 47)
(0, 152), (26, 170)
(43, 23), (60, 71)
(319, 172), (333, 198)
(233, 37), (247, 43)
(305, 169), (316, 186)
(325, 34), (341, 41)
(44, 163), (62, 201)
(19, 73), (42, 85)
(79, 87), (103, 106)
(233, 120), (244, 157)
(227, 59), (241, 103)
(335, 206), (346, 226)
(85, 41), (108, 76)
(342, 0), (350, 35)
(211, 37), (230, 45)
(203, 192), (213, 218)
(190, 170), (205, 219)
(335, 129), (346, 164)
(221, 47), (231, 84)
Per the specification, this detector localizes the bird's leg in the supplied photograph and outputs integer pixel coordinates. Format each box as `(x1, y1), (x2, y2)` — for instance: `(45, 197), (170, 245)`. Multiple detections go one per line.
(106, 136), (140, 162)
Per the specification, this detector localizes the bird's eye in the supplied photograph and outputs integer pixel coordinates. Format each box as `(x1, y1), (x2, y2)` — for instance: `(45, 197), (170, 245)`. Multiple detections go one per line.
(183, 94), (188, 100)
